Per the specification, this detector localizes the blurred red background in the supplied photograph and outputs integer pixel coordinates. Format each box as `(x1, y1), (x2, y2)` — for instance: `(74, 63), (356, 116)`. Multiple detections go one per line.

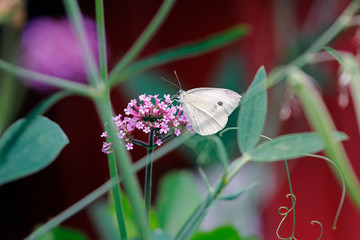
(1, 0), (360, 239)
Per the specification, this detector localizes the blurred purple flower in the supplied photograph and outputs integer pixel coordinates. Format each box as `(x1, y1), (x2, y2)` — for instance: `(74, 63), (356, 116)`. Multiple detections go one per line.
(102, 94), (193, 152)
(19, 17), (99, 92)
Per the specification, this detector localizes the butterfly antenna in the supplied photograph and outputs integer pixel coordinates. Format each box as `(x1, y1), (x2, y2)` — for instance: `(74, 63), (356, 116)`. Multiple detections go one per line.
(161, 76), (181, 90)
(173, 70), (182, 90)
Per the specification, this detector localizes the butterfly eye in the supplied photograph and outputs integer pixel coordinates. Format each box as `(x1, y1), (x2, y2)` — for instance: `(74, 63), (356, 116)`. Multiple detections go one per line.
(217, 101), (223, 106)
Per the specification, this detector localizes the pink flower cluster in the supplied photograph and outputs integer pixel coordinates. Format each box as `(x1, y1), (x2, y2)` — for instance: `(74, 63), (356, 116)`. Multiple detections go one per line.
(102, 94), (192, 152)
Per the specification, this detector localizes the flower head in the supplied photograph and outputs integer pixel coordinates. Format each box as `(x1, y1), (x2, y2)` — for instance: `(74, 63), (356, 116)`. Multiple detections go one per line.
(19, 17), (99, 92)
(101, 93), (192, 152)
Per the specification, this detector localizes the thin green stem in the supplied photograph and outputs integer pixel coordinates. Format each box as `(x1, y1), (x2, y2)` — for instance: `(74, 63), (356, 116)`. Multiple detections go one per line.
(175, 178), (225, 240)
(144, 130), (155, 226)
(107, 153), (127, 239)
(267, 1), (360, 88)
(0, 59), (93, 96)
(24, 134), (192, 239)
(284, 160), (296, 239)
(95, 0), (108, 84)
(176, 156), (250, 239)
(95, 95), (149, 240)
(63, 0), (101, 87)
(108, 0), (176, 84)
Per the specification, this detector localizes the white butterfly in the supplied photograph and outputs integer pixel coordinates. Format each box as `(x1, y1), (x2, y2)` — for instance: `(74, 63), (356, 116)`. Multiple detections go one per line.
(178, 88), (241, 136)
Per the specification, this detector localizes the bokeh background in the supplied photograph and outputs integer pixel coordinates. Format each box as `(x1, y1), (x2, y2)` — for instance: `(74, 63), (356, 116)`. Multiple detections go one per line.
(1, 0), (360, 239)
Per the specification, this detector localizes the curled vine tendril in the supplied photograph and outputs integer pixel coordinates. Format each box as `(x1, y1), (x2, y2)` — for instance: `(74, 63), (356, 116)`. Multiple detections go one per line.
(311, 220), (323, 240)
(276, 194), (297, 240)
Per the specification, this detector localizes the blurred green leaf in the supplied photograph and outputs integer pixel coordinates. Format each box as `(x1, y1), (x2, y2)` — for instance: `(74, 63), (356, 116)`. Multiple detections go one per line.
(238, 66), (267, 154)
(185, 135), (229, 167)
(38, 226), (87, 240)
(89, 200), (121, 240)
(323, 46), (344, 64)
(106, 191), (159, 239)
(249, 132), (347, 162)
(0, 116), (69, 185)
(191, 225), (258, 240)
(219, 181), (258, 201)
(110, 25), (249, 86)
(289, 67), (360, 208)
(156, 171), (202, 237)
(151, 229), (174, 240)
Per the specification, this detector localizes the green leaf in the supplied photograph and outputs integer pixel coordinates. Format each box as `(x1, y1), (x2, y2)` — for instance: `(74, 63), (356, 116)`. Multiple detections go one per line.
(219, 181), (258, 201)
(185, 135), (229, 168)
(38, 226), (87, 240)
(0, 116), (69, 185)
(156, 171), (202, 237)
(89, 200), (121, 240)
(110, 25), (249, 86)
(151, 229), (174, 240)
(249, 132), (347, 162)
(191, 225), (258, 240)
(238, 66), (267, 154)
(323, 46), (344, 64)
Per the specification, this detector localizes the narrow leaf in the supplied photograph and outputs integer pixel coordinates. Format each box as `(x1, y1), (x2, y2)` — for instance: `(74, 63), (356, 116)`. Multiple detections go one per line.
(249, 132), (347, 162)
(289, 67), (360, 208)
(151, 229), (174, 240)
(156, 171), (202, 237)
(109, 25), (249, 86)
(323, 46), (344, 64)
(38, 226), (87, 240)
(238, 66), (267, 154)
(0, 116), (69, 185)
(219, 181), (258, 201)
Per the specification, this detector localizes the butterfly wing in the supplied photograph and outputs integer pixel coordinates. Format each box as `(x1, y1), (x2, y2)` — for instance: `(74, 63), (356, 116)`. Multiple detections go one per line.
(181, 88), (241, 135)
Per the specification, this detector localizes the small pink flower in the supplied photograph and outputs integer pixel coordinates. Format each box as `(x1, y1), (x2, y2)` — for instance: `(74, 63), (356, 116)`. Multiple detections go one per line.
(117, 131), (125, 139)
(156, 139), (163, 146)
(174, 128), (181, 136)
(101, 131), (109, 138)
(126, 142), (134, 150)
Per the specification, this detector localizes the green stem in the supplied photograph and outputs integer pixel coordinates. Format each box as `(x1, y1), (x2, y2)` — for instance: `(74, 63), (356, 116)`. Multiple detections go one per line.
(176, 156), (250, 239)
(144, 130), (155, 226)
(24, 134), (191, 239)
(95, 95), (149, 240)
(95, 0), (108, 84)
(267, 1), (360, 88)
(63, 0), (101, 87)
(108, 0), (176, 84)
(290, 69), (360, 210)
(0, 59), (93, 96)
(107, 153), (127, 239)
(284, 160), (296, 239)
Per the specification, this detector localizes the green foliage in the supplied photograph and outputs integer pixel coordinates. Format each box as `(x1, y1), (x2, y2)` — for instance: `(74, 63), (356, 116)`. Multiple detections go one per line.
(151, 229), (174, 240)
(38, 226), (87, 240)
(249, 132), (347, 162)
(104, 191), (160, 239)
(191, 225), (258, 240)
(156, 171), (202, 237)
(238, 66), (267, 154)
(111, 25), (249, 85)
(185, 134), (229, 167)
(0, 116), (69, 185)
